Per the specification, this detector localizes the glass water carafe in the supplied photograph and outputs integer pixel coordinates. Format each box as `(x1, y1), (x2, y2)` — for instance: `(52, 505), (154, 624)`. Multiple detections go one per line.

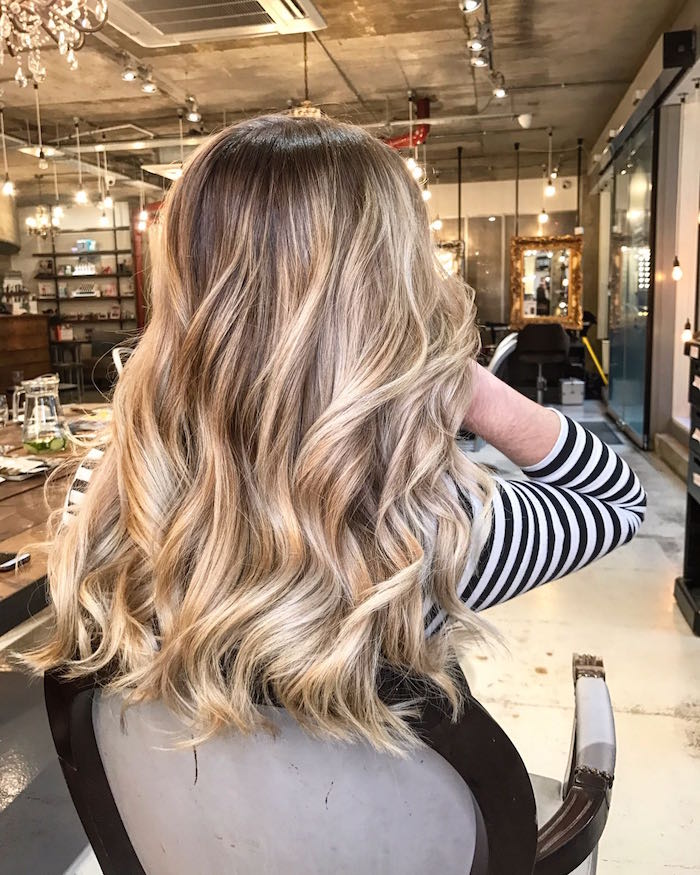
(21, 375), (68, 452)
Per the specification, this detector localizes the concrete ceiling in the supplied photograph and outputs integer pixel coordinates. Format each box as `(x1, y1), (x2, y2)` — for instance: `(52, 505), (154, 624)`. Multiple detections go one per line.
(0, 0), (689, 203)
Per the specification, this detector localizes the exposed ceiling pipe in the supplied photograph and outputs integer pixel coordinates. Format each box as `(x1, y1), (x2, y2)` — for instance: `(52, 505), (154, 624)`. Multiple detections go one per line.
(382, 96), (431, 149)
(65, 122), (156, 142)
(61, 134), (208, 154)
(366, 110), (524, 131)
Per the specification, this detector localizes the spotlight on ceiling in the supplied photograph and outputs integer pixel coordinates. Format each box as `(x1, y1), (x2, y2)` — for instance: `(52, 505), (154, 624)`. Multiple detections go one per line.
(140, 70), (158, 94)
(460, 0), (482, 11)
(185, 96), (202, 124)
(517, 113), (533, 129)
(492, 72), (507, 99)
(470, 53), (488, 68)
(468, 37), (485, 52)
(122, 65), (137, 82)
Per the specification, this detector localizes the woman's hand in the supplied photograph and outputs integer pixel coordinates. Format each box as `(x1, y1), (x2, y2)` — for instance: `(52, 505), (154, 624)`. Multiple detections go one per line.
(462, 360), (561, 468)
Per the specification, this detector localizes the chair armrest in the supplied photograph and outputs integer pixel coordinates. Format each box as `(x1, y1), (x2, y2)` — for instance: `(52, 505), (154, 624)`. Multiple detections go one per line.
(534, 655), (616, 875)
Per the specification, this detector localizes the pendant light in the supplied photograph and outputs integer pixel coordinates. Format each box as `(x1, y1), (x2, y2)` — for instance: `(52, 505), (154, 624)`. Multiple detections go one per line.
(101, 138), (113, 209)
(682, 318), (693, 344)
(137, 166), (147, 232)
(430, 216), (443, 232)
(405, 93), (425, 182)
(173, 109), (185, 179)
(538, 208), (549, 225)
(672, 95), (686, 282)
(0, 108), (15, 196)
(74, 119), (87, 204)
(290, 33), (322, 117)
(51, 160), (63, 226)
(33, 84), (50, 170)
(544, 128), (555, 197)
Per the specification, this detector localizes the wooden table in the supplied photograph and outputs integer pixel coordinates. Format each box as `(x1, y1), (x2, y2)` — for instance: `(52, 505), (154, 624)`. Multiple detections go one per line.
(0, 405), (107, 636)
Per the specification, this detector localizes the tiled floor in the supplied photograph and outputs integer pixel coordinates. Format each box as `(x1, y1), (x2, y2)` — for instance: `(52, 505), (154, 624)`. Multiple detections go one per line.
(0, 402), (698, 874)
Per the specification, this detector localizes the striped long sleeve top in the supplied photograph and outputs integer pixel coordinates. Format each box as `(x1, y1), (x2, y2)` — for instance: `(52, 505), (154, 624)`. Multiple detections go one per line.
(65, 412), (646, 637)
(424, 410), (647, 636)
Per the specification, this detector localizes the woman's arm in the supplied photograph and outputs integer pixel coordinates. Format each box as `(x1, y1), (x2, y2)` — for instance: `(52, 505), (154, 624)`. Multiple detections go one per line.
(462, 361), (561, 467)
(424, 364), (647, 635)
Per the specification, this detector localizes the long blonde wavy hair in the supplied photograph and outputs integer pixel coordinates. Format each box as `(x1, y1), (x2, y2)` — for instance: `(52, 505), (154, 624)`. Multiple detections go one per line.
(30, 115), (493, 751)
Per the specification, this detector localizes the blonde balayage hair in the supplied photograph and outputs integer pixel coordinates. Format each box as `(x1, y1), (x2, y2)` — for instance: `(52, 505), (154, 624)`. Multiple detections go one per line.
(31, 115), (493, 751)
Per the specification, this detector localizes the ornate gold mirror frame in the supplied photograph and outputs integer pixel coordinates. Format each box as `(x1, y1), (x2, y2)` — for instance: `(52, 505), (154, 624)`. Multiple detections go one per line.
(509, 234), (583, 330)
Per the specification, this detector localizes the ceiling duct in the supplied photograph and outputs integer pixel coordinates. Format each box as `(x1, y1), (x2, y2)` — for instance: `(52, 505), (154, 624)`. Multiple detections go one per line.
(382, 97), (431, 150)
(108, 0), (327, 47)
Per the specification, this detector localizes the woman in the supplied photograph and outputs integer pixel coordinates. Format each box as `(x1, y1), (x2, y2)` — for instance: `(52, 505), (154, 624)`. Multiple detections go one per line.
(31, 115), (646, 752)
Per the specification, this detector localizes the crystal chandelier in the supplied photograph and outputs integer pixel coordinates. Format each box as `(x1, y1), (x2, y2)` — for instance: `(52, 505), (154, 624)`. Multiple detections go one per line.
(25, 203), (54, 237)
(0, 1), (108, 86)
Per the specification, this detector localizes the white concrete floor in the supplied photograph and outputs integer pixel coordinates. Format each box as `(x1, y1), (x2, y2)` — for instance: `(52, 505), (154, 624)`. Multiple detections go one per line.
(459, 404), (700, 874)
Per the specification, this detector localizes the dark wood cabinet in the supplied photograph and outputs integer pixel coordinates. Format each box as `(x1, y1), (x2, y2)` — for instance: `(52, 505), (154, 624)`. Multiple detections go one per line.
(0, 314), (50, 392)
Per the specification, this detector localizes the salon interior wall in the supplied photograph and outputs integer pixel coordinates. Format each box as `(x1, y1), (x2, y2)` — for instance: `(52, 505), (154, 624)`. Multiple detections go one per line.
(671, 96), (700, 433)
(429, 178), (578, 323)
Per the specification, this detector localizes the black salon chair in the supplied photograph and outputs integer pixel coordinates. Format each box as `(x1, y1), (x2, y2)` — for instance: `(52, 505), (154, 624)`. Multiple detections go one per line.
(516, 324), (571, 406)
(45, 654), (615, 875)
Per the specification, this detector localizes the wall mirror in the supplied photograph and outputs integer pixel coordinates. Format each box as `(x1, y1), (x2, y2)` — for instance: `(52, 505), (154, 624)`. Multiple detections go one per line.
(509, 235), (583, 329)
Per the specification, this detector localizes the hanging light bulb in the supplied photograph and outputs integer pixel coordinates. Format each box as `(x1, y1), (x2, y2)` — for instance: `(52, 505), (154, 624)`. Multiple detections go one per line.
(460, 0), (482, 11)
(137, 219), (147, 232)
(38, 149), (48, 170)
(682, 318), (693, 344)
(672, 256), (683, 282)
(430, 217), (443, 231)
(538, 209), (549, 224)
(103, 193), (113, 210)
(422, 188), (432, 201)
(141, 71), (158, 94)
(493, 84), (507, 99)
(139, 208), (148, 222)
(52, 204), (63, 220)
(74, 118), (88, 205)
(551, 167), (558, 179)
(0, 109), (13, 197)
(545, 178), (556, 198)
(405, 156), (417, 171)
(185, 96), (202, 123)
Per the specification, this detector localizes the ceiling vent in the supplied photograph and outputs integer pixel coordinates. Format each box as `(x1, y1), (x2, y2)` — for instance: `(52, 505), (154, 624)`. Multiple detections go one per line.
(108, 0), (326, 47)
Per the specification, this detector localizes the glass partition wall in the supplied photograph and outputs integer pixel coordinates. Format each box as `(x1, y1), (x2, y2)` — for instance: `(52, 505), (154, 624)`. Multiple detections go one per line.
(607, 114), (656, 447)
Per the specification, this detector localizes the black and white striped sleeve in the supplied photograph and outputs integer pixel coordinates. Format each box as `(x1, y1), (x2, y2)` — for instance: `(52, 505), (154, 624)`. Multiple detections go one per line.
(425, 412), (646, 635)
(62, 446), (105, 524)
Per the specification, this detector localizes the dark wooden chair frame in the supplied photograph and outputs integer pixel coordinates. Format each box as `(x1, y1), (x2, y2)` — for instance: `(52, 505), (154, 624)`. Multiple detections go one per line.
(45, 655), (612, 875)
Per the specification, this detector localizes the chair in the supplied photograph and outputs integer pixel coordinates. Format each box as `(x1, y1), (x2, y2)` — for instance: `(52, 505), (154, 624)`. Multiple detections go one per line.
(516, 324), (571, 405)
(45, 654), (615, 875)
(111, 347), (131, 377)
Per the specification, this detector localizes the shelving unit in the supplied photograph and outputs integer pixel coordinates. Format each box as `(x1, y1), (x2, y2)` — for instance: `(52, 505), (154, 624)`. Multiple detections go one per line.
(676, 339), (700, 636)
(31, 216), (137, 338)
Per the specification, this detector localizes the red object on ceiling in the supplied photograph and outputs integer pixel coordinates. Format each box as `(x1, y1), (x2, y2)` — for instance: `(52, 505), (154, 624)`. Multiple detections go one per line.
(382, 97), (431, 150)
